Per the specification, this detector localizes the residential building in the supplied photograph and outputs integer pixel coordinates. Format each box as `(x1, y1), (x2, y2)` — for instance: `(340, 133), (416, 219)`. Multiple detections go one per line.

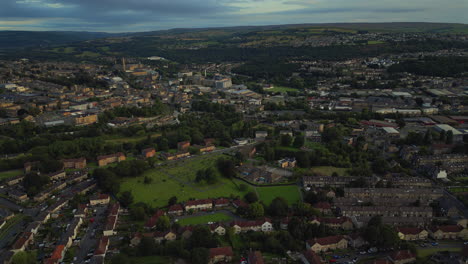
(97, 152), (126, 167)
(306, 235), (348, 253)
(208, 247), (234, 264)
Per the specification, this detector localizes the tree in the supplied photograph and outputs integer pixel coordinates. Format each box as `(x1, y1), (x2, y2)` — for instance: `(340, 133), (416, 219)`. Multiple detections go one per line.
(138, 236), (156, 256)
(189, 226), (217, 248)
(244, 192), (258, 203)
(130, 206), (146, 221)
(191, 247), (209, 264)
(217, 158), (236, 178)
(280, 134), (293, 146)
(23, 172), (49, 196)
(248, 202), (264, 218)
(94, 168), (120, 194)
(168, 196), (178, 206)
(119, 191), (134, 208)
(268, 197), (289, 217)
(156, 215), (171, 231)
(293, 136), (305, 148)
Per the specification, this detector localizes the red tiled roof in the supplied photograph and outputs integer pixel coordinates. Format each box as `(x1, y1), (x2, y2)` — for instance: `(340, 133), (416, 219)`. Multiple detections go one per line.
(12, 232), (33, 250)
(389, 250), (416, 261)
(108, 203), (120, 216)
(185, 199), (212, 206)
(142, 148), (155, 154)
(248, 251), (265, 264)
(209, 247), (233, 259)
(232, 199), (248, 208)
(50, 245), (65, 260)
(145, 210), (165, 228)
(308, 235), (345, 246)
(396, 227), (424, 235)
(105, 215), (117, 231)
(314, 202), (331, 209)
(430, 225), (463, 233)
(96, 193), (110, 200)
(231, 218), (271, 228)
(303, 249), (322, 264)
(168, 204), (184, 212)
(214, 198), (230, 206)
(94, 236), (109, 255)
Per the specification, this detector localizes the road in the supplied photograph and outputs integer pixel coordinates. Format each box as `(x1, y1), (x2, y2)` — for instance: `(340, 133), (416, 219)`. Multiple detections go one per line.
(73, 205), (107, 264)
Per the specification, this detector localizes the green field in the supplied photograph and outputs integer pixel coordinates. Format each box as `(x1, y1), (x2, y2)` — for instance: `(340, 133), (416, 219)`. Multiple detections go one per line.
(256, 185), (301, 205)
(177, 212), (233, 226)
(128, 256), (174, 264)
(0, 215), (25, 240)
(266, 86), (299, 93)
(120, 154), (252, 208)
(417, 247), (461, 258)
(367, 40), (386, 45)
(449, 187), (468, 193)
(310, 166), (348, 176)
(103, 132), (161, 144)
(0, 169), (22, 181)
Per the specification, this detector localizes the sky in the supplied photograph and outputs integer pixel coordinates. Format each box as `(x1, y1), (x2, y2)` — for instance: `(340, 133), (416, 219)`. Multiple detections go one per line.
(0, 0), (467, 32)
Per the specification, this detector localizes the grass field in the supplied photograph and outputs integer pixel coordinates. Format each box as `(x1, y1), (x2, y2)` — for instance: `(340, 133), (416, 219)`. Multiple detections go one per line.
(0, 214), (25, 240)
(103, 132), (161, 144)
(120, 154), (252, 208)
(367, 40), (386, 45)
(449, 187), (468, 193)
(128, 256), (173, 264)
(417, 247), (461, 258)
(310, 166), (348, 176)
(266, 86), (299, 93)
(256, 185), (301, 205)
(177, 212), (233, 226)
(0, 169), (22, 181)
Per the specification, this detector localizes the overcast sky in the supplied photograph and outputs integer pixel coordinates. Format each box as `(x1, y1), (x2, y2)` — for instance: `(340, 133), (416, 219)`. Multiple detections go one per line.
(0, 0), (467, 32)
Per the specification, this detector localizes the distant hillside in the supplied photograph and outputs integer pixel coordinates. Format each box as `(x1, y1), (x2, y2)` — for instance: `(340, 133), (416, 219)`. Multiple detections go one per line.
(0, 31), (120, 50)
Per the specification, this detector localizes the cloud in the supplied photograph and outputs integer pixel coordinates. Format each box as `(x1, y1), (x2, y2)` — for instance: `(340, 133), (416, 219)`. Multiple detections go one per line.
(0, 0), (466, 32)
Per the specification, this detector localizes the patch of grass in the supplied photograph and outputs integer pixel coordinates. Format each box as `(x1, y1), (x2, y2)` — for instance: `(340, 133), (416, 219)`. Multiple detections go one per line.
(177, 212), (233, 226)
(367, 40), (385, 45)
(450, 187), (468, 193)
(76, 51), (100, 57)
(0, 169), (22, 181)
(257, 185), (301, 205)
(417, 247), (461, 258)
(310, 166), (348, 176)
(265, 86), (299, 93)
(103, 132), (161, 144)
(128, 256), (174, 264)
(120, 154), (252, 208)
(0, 214), (25, 240)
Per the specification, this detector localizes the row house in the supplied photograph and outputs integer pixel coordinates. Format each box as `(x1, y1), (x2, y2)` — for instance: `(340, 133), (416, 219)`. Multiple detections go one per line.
(67, 170), (88, 184)
(396, 227), (429, 241)
(184, 199), (213, 212)
(168, 204), (184, 216)
(94, 236), (110, 257)
(230, 218), (273, 234)
(344, 188), (443, 201)
(306, 235), (348, 253)
(165, 152), (190, 161)
(11, 232), (34, 253)
(338, 205), (433, 218)
(60, 217), (83, 248)
(356, 216), (431, 228)
(90, 194), (110, 205)
(97, 152), (126, 167)
(103, 203), (120, 236)
(49, 170), (66, 181)
(45, 245), (65, 264)
(209, 247), (234, 264)
(130, 231), (177, 246)
(429, 225), (468, 240)
(388, 250), (416, 264)
(312, 217), (354, 230)
(62, 157), (87, 169)
(334, 197), (430, 207)
(34, 182), (67, 202)
(5, 175), (23, 186)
